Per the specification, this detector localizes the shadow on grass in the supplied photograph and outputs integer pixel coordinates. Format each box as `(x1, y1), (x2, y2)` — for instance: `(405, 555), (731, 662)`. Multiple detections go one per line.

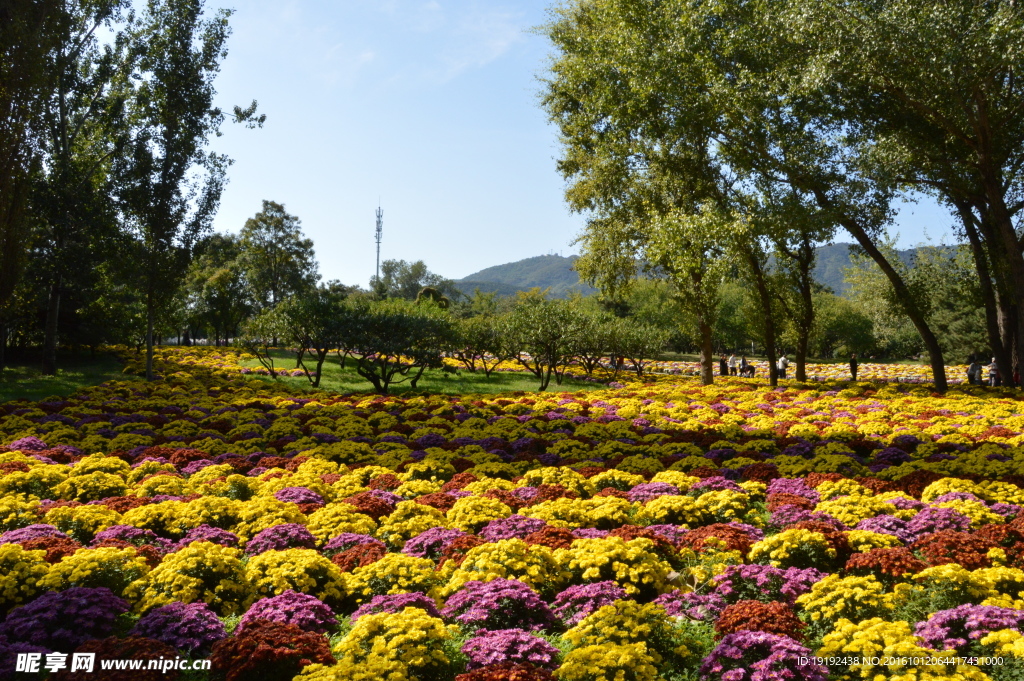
(0, 353), (136, 402)
(240, 350), (608, 396)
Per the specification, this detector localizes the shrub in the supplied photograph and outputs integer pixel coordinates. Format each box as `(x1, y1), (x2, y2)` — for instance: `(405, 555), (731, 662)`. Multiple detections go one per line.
(244, 548), (346, 607)
(209, 619), (334, 681)
(39, 546), (149, 598)
(555, 537), (672, 600)
(551, 581), (629, 627)
(0, 544), (49, 611)
(441, 579), (557, 632)
(238, 590), (336, 635)
(324, 607), (453, 679)
(125, 541), (249, 616)
(462, 629), (560, 670)
(0, 587), (129, 650)
(699, 631), (826, 681)
(130, 601), (227, 654)
(50, 636), (180, 681)
(713, 600), (806, 640)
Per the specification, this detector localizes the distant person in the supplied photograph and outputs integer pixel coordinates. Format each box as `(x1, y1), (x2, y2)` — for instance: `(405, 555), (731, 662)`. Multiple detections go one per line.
(740, 355), (748, 374)
(777, 355), (789, 379)
(728, 354), (739, 376)
(719, 355), (728, 376)
(989, 358), (999, 387)
(850, 353), (858, 381)
(744, 361), (756, 378)
(967, 357), (982, 386)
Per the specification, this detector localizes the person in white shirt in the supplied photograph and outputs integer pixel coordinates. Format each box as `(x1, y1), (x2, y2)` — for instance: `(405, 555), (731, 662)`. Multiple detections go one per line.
(777, 355), (789, 379)
(727, 354), (739, 376)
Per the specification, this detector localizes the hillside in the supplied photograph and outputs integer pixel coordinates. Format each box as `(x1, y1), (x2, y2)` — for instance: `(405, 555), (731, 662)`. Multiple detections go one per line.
(456, 254), (595, 298)
(457, 244), (941, 299)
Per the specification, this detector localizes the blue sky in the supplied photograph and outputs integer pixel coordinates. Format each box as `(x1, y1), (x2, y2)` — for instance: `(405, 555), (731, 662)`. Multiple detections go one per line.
(207, 0), (957, 289)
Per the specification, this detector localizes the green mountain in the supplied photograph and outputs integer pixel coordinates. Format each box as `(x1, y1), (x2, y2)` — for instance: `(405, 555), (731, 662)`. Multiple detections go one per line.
(456, 255), (596, 298)
(457, 244), (935, 299)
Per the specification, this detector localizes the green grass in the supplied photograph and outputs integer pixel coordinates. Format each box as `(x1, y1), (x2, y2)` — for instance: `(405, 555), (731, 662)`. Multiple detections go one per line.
(239, 350), (606, 395)
(0, 352), (136, 403)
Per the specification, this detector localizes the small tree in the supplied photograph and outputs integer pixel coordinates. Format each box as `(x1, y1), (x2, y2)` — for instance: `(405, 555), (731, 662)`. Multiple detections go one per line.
(504, 298), (585, 391)
(352, 298), (455, 394)
(239, 308), (286, 377)
(609, 320), (669, 378)
(277, 285), (347, 388)
(452, 315), (515, 377)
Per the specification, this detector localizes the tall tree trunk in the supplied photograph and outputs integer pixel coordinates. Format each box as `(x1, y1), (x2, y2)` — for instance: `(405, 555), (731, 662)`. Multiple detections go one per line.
(814, 191), (947, 391)
(42, 274), (61, 375)
(981, 176), (1024, 387)
(699, 319), (714, 385)
(745, 252), (778, 387)
(957, 204), (1010, 381)
(145, 282), (155, 381)
(795, 242), (815, 382)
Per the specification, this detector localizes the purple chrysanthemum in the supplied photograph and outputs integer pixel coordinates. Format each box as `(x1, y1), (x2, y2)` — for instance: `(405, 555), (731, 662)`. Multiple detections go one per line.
(627, 483), (680, 503)
(239, 590), (336, 634)
(551, 581), (628, 626)
(93, 525), (176, 552)
(442, 579), (557, 632)
(0, 588), (129, 651)
(322, 533), (383, 556)
(906, 507), (971, 541)
(700, 631), (827, 681)
(0, 525), (67, 545)
(712, 565), (826, 605)
(854, 515), (914, 544)
(461, 629), (560, 670)
(130, 601), (226, 654)
(766, 479), (820, 503)
(178, 524), (239, 548)
(243, 523), (317, 555)
(914, 605), (1024, 652)
(479, 516), (547, 543)
(402, 527), (466, 559)
(652, 590), (726, 622)
(273, 487), (325, 506)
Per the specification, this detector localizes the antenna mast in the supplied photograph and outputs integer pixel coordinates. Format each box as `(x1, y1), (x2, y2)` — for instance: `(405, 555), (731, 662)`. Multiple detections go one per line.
(374, 205), (383, 281)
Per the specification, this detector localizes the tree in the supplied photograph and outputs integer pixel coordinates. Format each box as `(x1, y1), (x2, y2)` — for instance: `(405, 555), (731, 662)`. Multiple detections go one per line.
(30, 0), (132, 375)
(503, 296), (586, 391)
(239, 307), (286, 377)
(114, 0), (262, 381)
(541, 0), (949, 390)
(0, 0), (62, 316)
(371, 259), (461, 302)
(185, 233), (250, 345)
(452, 315), (516, 377)
(788, 0), (1024, 386)
(277, 284), (347, 388)
(351, 298), (455, 394)
(645, 208), (734, 385)
(608, 319), (669, 378)
(239, 200), (318, 311)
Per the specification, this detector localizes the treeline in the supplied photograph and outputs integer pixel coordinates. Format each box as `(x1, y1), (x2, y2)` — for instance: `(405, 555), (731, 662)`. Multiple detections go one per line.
(240, 289), (668, 394)
(542, 0), (1024, 391)
(0, 0), (263, 379)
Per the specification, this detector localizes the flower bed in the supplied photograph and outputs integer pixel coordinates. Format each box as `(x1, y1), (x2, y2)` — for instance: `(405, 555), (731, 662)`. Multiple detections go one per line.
(0, 346), (1022, 679)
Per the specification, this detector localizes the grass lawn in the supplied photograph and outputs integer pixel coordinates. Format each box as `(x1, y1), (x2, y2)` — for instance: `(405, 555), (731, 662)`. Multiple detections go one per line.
(239, 350), (606, 395)
(0, 352), (135, 403)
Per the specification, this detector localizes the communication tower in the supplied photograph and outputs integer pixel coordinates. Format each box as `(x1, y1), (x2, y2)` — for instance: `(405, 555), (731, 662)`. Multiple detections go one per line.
(375, 205), (383, 281)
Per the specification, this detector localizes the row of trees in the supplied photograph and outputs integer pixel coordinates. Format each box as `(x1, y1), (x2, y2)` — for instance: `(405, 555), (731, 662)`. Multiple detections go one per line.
(0, 0), (263, 379)
(240, 291), (667, 394)
(541, 0), (1024, 391)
